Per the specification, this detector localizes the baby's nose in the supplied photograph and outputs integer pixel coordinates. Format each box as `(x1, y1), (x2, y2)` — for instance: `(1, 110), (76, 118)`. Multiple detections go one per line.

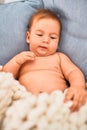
(43, 36), (49, 43)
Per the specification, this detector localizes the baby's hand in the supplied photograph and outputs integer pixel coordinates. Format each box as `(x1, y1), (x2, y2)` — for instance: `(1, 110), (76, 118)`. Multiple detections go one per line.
(14, 51), (36, 65)
(64, 87), (86, 111)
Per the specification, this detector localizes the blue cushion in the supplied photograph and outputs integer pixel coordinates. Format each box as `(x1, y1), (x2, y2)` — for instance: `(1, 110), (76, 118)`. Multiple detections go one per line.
(0, 0), (87, 81)
(0, 0), (43, 64)
(43, 0), (87, 81)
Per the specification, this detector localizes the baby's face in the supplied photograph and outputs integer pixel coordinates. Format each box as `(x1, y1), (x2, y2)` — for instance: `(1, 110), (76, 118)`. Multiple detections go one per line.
(26, 18), (60, 57)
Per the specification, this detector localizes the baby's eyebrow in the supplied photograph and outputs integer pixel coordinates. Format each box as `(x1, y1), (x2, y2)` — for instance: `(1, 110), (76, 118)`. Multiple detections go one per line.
(35, 29), (43, 33)
(50, 33), (59, 37)
(36, 30), (58, 35)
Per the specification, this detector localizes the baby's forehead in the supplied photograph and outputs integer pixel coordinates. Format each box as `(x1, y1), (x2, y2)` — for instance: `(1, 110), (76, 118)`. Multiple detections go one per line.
(29, 15), (62, 32)
(32, 17), (60, 25)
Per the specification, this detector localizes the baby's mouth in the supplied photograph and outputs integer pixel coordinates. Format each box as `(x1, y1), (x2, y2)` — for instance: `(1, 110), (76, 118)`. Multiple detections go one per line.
(39, 46), (47, 50)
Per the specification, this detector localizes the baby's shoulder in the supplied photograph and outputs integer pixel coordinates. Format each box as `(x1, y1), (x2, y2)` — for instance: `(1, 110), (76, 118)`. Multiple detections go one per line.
(56, 52), (67, 57)
(56, 52), (70, 60)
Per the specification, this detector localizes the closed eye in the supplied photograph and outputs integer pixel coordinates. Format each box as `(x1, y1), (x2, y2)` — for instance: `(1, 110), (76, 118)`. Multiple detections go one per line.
(50, 36), (57, 39)
(36, 34), (43, 36)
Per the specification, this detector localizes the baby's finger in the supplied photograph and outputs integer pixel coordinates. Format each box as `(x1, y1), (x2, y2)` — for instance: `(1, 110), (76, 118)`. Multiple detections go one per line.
(29, 51), (35, 56)
(24, 55), (35, 61)
(70, 94), (80, 111)
(70, 99), (79, 111)
(64, 92), (74, 102)
(76, 95), (86, 110)
(25, 51), (36, 60)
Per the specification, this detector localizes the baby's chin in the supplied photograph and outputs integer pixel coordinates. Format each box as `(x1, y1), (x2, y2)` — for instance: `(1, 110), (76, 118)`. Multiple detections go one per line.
(35, 52), (55, 57)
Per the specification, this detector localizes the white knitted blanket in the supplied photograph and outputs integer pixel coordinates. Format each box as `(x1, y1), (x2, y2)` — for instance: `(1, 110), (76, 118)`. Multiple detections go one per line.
(0, 72), (87, 130)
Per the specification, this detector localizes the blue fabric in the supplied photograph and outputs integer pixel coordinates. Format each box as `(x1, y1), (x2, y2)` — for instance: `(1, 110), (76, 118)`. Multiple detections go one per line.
(0, 0), (43, 64)
(43, 0), (87, 81)
(0, 0), (87, 81)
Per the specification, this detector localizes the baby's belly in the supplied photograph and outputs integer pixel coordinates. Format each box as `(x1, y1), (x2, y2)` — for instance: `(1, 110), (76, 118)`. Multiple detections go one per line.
(19, 70), (67, 94)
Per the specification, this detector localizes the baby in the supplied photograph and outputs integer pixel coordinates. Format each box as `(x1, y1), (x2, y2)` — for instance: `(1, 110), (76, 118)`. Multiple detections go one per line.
(3, 9), (86, 111)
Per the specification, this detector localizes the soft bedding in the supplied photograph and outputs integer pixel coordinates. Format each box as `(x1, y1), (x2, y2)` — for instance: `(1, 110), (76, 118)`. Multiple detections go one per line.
(0, 0), (87, 129)
(0, 72), (87, 130)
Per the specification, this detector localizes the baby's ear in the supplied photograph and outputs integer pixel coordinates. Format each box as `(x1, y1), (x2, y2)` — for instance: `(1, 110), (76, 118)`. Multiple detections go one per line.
(26, 31), (30, 44)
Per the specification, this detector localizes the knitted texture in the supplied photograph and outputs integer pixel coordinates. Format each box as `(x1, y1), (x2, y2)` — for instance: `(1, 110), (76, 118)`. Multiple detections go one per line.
(0, 72), (87, 130)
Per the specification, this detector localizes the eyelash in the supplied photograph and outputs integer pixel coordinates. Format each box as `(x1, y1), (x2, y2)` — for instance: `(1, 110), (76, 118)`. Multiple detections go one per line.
(36, 34), (57, 39)
(36, 34), (43, 36)
(50, 37), (56, 39)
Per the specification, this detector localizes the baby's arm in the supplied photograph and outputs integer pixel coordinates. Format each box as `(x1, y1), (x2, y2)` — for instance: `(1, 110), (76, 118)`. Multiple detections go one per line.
(3, 51), (35, 78)
(59, 52), (86, 111)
